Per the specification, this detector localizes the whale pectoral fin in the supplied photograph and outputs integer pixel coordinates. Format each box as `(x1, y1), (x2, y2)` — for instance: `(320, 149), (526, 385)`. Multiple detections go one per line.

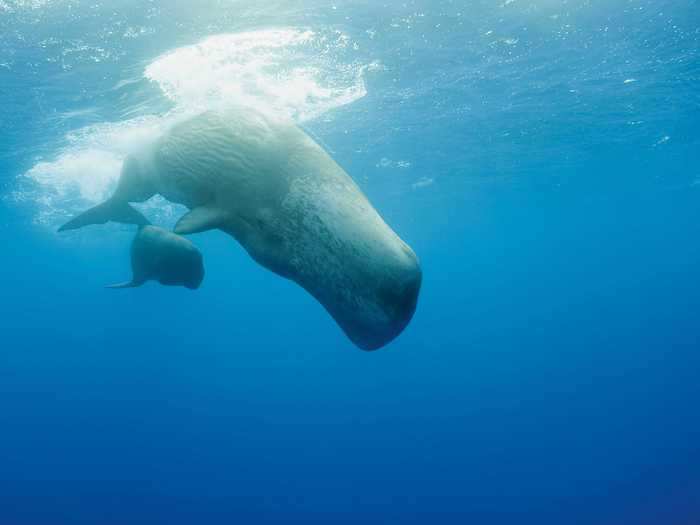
(58, 198), (150, 232)
(174, 206), (226, 235)
(105, 280), (142, 289)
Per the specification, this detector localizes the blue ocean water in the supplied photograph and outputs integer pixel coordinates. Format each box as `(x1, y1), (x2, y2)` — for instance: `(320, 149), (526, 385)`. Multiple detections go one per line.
(1, 0), (700, 523)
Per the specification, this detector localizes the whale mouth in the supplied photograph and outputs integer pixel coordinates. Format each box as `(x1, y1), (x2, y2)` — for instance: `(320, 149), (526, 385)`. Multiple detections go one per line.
(16, 28), (378, 229)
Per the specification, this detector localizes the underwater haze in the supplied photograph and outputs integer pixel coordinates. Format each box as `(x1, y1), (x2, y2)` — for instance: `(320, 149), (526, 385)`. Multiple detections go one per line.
(2, 0), (700, 523)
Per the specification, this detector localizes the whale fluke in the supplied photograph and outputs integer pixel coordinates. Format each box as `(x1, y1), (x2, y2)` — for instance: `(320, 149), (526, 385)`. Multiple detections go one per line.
(58, 198), (149, 232)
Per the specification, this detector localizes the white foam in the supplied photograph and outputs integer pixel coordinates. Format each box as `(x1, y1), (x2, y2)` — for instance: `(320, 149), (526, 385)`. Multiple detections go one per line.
(0, 0), (52, 12)
(145, 29), (371, 122)
(20, 28), (372, 227)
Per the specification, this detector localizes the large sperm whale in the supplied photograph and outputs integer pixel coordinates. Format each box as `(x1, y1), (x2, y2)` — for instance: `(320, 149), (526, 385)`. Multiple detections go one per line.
(108, 225), (204, 290)
(60, 107), (421, 350)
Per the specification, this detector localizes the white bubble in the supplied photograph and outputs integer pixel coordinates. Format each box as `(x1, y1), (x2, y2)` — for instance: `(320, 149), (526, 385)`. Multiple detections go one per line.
(412, 177), (434, 190)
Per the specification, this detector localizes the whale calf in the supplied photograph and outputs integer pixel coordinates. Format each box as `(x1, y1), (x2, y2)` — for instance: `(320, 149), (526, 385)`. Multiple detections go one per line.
(61, 107), (421, 350)
(108, 225), (204, 290)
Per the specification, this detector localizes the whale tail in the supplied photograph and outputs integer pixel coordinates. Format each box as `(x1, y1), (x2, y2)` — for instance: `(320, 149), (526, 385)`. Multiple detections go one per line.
(58, 198), (149, 232)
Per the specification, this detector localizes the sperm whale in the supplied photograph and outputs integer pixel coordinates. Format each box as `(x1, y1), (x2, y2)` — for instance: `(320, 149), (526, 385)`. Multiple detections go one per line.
(107, 225), (204, 290)
(60, 107), (421, 350)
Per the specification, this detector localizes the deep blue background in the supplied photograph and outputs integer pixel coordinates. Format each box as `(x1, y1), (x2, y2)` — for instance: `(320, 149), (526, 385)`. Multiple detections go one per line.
(1, 1), (699, 523)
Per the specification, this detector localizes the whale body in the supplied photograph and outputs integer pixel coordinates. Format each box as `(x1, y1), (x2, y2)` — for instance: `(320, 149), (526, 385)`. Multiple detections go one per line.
(108, 225), (204, 290)
(61, 107), (421, 350)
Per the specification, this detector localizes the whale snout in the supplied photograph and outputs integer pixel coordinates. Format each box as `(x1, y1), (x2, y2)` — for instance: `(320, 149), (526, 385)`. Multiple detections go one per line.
(366, 265), (422, 351)
(347, 249), (422, 351)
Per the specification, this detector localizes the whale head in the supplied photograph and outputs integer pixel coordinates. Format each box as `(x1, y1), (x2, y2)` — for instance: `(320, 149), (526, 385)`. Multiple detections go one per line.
(337, 243), (422, 351)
